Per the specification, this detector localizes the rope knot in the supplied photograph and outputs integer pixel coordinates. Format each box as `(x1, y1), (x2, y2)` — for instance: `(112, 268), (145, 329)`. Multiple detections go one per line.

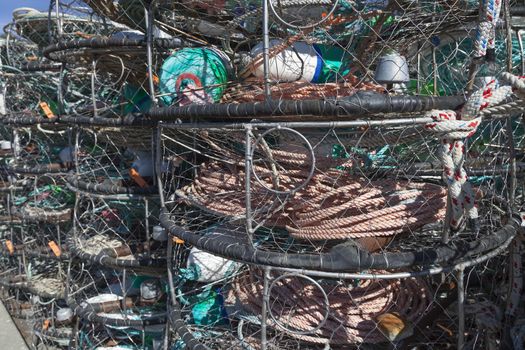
(424, 110), (481, 139)
(423, 77), (513, 233)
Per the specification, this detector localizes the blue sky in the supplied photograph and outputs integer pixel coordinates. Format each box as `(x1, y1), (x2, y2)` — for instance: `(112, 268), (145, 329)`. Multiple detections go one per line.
(0, 0), (49, 30)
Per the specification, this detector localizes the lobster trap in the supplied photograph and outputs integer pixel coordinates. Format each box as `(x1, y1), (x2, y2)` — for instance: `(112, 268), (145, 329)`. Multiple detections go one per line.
(157, 97), (524, 347)
(0, 0), (524, 349)
(159, 113), (520, 264)
(66, 264), (168, 349)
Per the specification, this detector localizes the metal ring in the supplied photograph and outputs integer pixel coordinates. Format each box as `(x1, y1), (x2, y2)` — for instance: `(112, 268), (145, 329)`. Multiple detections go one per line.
(250, 127), (315, 195)
(236, 318), (258, 350)
(268, 0), (339, 30)
(267, 272), (330, 335)
(93, 54), (125, 87)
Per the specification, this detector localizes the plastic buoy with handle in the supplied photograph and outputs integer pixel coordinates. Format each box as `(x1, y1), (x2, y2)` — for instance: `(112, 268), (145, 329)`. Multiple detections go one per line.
(250, 39), (351, 83)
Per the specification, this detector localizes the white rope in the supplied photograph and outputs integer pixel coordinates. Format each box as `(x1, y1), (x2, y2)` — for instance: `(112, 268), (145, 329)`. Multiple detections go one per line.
(424, 77), (514, 231)
(474, 0), (502, 58)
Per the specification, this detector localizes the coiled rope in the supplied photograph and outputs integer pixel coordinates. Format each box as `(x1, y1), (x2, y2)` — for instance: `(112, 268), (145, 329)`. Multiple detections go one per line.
(227, 269), (429, 345)
(287, 179), (446, 240)
(177, 161), (447, 240)
(221, 78), (384, 103)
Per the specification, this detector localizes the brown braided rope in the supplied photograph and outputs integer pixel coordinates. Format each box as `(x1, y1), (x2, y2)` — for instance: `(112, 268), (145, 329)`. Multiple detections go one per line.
(176, 161), (446, 241)
(227, 268), (429, 345)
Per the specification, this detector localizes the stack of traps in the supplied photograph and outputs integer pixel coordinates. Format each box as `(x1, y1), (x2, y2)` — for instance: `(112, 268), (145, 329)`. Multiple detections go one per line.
(0, 0), (524, 349)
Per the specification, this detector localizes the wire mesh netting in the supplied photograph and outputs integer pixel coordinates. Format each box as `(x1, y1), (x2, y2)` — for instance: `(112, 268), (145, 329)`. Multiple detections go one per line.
(0, 0), (525, 349)
(159, 117), (518, 263)
(67, 265), (167, 349)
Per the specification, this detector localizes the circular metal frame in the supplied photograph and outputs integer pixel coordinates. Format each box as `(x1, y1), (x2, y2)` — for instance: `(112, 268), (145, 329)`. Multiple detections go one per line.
(267, 272), (330, 336)
(268, 0), (340, 30)
(250, 126), (316, 195)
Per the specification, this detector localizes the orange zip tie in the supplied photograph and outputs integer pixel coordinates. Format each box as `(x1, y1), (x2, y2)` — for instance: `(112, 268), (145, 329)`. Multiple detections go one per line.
(73, 31), (94, 39)
(129, 168), (148, 188)
(172, 236), (184, 244)
(436, 323), (454, 337)
(48, 241), (61, 257)
(43, 319), (50, 331)
(39, 102), (55, 118)
(146, 72), (160, 85)
(5, 240), (14, 255)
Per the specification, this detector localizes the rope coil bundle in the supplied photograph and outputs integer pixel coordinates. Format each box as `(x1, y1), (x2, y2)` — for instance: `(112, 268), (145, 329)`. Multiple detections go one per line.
(95, 126), (154, 152)
(221, 76), (385, 103)
(176, 160), (448, 242)
(227, 269), (430, 345)
(0, 272), (66, 300)
(287, 178), (447, 240)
